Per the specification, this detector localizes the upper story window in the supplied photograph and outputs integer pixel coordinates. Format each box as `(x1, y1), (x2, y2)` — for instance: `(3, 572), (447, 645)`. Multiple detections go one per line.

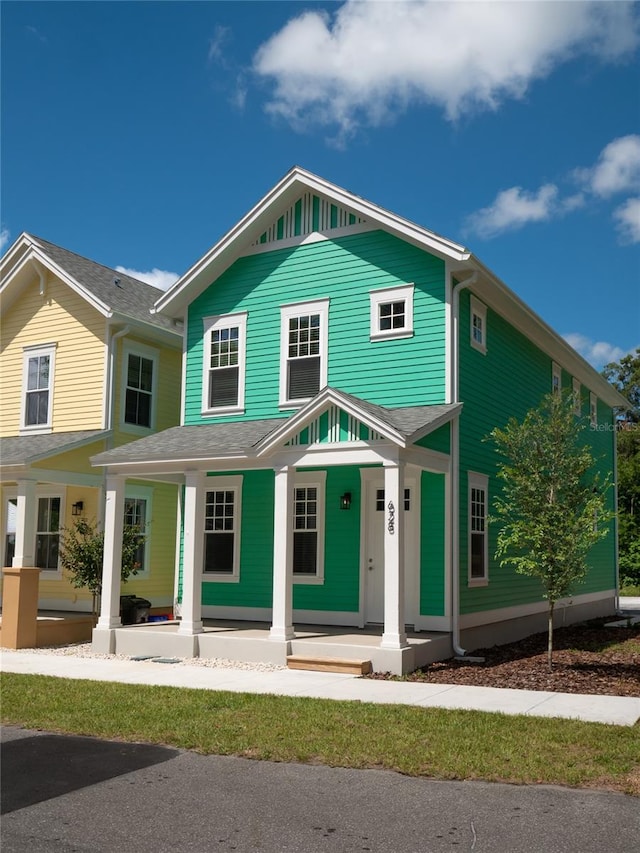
(369, 284), (414, 341)
(470, 296), (487, 354)
(552, 362), (562, 395)
(468, 472), (488, 586)
(573, 378), (581, 415)
(21, 343), (56, 432)
(122, 342), (158, 432)
(203, 475), (242, 582)
(202, 312), (247, 416)
(590, 392), (598, 427)
(280, 299), (329, 408)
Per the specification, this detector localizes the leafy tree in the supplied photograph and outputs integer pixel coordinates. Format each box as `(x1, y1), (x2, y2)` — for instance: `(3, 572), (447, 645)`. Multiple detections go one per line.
(602, 348), (640, 589)
(489, 392), (612, 670)
(59, 519), (144, 621)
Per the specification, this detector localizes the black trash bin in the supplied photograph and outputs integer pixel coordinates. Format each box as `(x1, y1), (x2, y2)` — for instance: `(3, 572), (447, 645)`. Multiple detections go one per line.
(120, 595), (152, 625)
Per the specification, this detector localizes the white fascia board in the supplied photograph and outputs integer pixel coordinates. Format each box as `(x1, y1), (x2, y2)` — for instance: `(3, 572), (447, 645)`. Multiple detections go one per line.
(91, 455), (271, 478)
(0, 232), (35, 278)
(255, 387), (406, 457)
(153, 166), (471, 318)
(107, 315), (182, 348)
(465, 256), (629, 410)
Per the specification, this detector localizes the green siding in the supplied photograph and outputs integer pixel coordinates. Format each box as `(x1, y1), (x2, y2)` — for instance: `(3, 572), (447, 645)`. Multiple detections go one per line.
(197, 467), (361, 614)
(420, 471), (446, 617)
(457, 290), (617, 616)
(185, 231), (446, 424)
(417, 423), (450, 454)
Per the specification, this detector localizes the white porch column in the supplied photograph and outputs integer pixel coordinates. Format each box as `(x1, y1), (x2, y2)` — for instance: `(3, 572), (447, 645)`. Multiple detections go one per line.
(12, 478), (36, 567)
(97, 475), (125, 629)
(381, 461), (408, 649)
(178, 470), (204, 635)
(270, 465), (295, 642)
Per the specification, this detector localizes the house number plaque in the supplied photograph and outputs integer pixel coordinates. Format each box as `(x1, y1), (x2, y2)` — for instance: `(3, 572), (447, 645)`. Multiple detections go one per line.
(387, 501), (395, 534)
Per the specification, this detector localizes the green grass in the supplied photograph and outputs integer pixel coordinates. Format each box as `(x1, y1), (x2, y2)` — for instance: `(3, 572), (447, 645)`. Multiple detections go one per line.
(621, 582), (640, 596)
(2, 673), (639, 795)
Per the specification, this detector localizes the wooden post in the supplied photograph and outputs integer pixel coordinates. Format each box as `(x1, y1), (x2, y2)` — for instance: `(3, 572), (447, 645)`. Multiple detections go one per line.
(1, 567), (41, 649)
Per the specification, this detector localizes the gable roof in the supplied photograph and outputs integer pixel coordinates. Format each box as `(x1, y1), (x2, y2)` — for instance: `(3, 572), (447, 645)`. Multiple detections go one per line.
(152, 165), (626, 409)
(0, 233), (180, 337)
(91, 389), (458, 471)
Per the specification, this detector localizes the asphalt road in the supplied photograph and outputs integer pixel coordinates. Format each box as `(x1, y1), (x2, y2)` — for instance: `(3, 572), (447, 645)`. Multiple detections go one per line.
(1, 726), (638, 853)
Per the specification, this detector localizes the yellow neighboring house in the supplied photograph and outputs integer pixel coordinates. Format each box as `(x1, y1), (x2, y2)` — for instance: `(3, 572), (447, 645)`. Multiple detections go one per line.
(0, 233), (182, 612)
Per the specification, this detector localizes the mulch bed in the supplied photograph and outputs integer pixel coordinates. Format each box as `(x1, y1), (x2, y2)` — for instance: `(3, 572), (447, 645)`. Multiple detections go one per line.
(370, 618), (640, 697)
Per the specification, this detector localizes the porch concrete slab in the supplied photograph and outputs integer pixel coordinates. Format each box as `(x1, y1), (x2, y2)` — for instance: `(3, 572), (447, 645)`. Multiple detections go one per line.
(2, 650), (639, 726)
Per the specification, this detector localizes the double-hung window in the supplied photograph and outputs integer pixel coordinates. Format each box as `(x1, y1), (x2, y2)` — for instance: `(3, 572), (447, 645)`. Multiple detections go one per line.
(573, 378), (582, 415)
(468, 473), (488, 586)
(36, 496), (61, 570)
(590, 392), (598, 427)
(203, 476), (242, 581)
(123, 489), (151, 574)
(369, 284), (414, 341)
(22, 344), (56, 432)
(280, 300), (329, 407)
(470, 296), (487, 354)
(552, 362), (562, 395)
(293, 471), (325, 583)
(122, 343), (158, 432)
(202, 313), (247, 415)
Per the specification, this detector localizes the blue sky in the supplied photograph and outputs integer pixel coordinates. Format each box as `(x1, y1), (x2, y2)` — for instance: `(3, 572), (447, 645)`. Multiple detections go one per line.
(2, 0), (639, 369)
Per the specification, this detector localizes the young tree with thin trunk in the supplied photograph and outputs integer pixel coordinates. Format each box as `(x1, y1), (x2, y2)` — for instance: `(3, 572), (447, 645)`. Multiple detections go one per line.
(489, 392), (612, 670)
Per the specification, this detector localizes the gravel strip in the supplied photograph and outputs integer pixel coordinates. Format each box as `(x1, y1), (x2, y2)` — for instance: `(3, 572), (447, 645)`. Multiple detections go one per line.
(1, 643), (285, 672)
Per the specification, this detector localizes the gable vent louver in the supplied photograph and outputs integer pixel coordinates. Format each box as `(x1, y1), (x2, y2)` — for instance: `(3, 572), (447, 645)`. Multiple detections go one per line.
(252, 193), (366, 247)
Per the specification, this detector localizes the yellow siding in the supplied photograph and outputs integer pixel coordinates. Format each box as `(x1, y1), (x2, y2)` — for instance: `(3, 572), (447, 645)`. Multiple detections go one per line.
(32, 440), (108, 476)
(0, 276), (106, 436)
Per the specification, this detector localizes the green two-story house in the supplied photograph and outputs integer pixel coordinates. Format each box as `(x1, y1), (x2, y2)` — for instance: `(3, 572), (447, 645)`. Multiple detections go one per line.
(91, 167), (626, 674)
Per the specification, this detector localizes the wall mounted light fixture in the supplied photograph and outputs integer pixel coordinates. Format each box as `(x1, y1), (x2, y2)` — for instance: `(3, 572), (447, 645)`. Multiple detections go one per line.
(72, 501), (84, 517)
(340, 492), (352, 511)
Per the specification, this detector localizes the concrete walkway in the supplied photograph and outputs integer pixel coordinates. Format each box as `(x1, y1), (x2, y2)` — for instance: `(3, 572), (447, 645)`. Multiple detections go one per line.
(2, 597), (639, 728)
(2, 647), (639, 727)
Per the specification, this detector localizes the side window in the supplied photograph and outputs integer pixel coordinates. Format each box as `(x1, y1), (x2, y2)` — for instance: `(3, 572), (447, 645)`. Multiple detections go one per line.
(203, 476), (242, 581)
(202, 312), (247, 416)
(22, 343), (56, 432)
(36, 496), (61, 570)
(280, 300), (329, 407)
(470, 296), (487, 354)
(122, 343), (158, 432)
(293, 472), (325, 583)
(552, 362), (562, 395)
(573, 378), (581, 415)
(369, 284), (414, 341)
(590, 392), (598, 427)
(468, 473), (488, 586)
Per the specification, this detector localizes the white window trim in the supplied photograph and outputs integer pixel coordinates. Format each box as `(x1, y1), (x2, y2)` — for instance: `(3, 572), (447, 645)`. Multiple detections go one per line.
(202, 474), (243, 583)
(573, 378), (581, 415)
(552, 362), (562, 395)
(4, 486), (64, 578)
(468, 472), (489, 588)
(124, 485), (153, 577)
(293, 470), (326, 585)
(120, 341), (159, 435)
(201, 312), (248, 417)
(470, 296), (487, 354)
(369, 283), (414, 341)
(590, 392), (598, 427)
(279, 299), (329, 409)
(20, 343), (56, 434)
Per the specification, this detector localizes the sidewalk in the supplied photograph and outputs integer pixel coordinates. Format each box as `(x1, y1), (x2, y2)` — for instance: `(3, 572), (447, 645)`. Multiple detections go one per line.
(2, 646), (639, 727)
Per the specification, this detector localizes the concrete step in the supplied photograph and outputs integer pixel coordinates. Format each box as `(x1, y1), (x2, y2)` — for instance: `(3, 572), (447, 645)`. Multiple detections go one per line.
(287, 654), (372, 675)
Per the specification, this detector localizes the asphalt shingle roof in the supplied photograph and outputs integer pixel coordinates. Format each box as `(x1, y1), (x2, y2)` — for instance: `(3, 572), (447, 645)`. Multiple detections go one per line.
(29, 235), (177, 333)
(1, 430), (110, 468)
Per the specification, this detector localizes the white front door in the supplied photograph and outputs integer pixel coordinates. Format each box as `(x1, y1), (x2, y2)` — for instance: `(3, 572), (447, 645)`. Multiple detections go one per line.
(363, 476), (418, 625)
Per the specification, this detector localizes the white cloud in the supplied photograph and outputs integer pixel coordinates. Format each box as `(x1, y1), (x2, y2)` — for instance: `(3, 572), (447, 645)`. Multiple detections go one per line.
(613, 197), (640, 244)
(115, 265), (179, 291)
(253, 0), (638, 139)
(563, 333), (628, 369)
(464, 184), (558, 238)
(0, 228), (10, 253)
(208, 25), (230, 65)
(577, 135), (640, 197)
